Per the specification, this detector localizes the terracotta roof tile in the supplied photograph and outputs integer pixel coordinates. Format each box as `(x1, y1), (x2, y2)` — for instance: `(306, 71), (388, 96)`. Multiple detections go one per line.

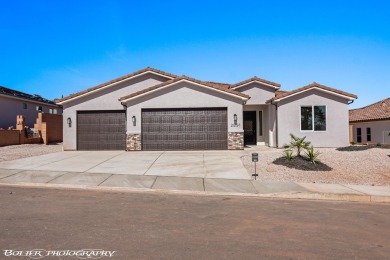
(231, 77), (281, 89)
(119, 76), (250, 101)
(272, 82), (357, 101)
(56, 67), (177, 103)
(349, 97), (390, 122)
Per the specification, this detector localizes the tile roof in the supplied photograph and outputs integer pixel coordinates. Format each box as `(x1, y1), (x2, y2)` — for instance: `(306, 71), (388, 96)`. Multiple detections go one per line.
(272, 82), (357, 102)
(56, 67), (178, 104)
(349, 97), (390, 122)
(0, 86), (57, 106)
(231, 77), (281, 89)
(119, 76), (250, 101)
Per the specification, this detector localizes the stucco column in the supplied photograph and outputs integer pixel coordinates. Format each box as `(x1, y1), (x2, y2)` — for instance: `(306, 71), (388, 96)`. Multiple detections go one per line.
(268, 104), (277, 147)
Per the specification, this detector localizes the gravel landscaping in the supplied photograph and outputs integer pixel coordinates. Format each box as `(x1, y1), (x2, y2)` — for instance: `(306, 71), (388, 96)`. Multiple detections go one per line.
(0, 143), (63, 162)
(242, 146), (390, 186)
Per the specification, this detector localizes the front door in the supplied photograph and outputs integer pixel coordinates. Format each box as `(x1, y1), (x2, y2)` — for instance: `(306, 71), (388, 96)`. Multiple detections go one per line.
(243, 111), (257, 145)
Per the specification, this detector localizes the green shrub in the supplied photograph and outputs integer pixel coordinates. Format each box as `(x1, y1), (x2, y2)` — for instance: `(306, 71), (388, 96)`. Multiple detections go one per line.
(289, 134), (311, 157)
(283, 149), (294, 161)
(350, 140), (356, 145)
(305, 146), (320, 165)
(377, 142), (382, 147)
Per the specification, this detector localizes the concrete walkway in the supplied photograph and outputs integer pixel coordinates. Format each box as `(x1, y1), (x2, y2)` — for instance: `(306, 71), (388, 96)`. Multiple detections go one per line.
(0, 168), (389, 203)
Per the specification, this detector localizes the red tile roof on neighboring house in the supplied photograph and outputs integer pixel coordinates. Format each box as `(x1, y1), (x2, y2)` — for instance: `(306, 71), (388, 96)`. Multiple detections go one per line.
(349, 97), (390, 122)
(272, 82), (357, 102)
(231, 77), (281, 89)
(56, 67), (178, 104)
(119, 76), (250, 101)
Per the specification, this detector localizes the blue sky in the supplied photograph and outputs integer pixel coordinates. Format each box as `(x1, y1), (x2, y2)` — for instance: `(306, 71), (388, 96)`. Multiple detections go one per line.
(1, 0), (389, 109)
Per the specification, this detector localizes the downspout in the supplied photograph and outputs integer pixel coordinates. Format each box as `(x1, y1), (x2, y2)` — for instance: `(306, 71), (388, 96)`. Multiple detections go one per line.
(270, 100), (278, 148)
(348, 100), (354, 105)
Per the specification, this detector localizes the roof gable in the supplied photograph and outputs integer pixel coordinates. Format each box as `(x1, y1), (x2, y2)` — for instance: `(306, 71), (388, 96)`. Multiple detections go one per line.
(231, 77), (281, 90)
(119, 76), (250, 102)
(272, 82), (357, 102)
(349, 97), (390, 122)
(56, 67), (177, 104)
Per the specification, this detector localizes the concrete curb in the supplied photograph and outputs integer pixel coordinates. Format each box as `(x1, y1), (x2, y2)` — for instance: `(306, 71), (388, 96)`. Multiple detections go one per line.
(1, 182), (389, 204)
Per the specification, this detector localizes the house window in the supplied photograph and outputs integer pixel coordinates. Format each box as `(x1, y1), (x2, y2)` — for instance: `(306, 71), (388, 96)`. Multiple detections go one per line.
(300, 106), (326, 131)
(367, 127), (371, 142)
(49, 109), (53, 114)
(357, 128), (362, 143)
(36, 106), (42, 111)
(53, 109), (57, 114)
(22, 103), (27, 109)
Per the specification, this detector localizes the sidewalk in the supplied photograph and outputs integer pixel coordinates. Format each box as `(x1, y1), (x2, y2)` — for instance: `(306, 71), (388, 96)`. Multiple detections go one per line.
(0, 168), (389, 203)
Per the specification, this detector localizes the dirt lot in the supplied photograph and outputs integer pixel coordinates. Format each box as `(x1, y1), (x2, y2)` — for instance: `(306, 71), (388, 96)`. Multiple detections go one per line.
(0, 143), (63, 162)
(242, 146), (390, 186)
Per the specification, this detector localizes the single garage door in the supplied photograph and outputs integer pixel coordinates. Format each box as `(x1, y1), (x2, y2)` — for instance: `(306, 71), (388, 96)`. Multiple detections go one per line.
(77, 111), (126, 150)
(142, 108), (228, 150)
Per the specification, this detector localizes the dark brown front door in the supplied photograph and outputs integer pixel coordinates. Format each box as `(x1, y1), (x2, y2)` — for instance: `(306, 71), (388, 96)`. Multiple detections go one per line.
(243, 111), (257, 145)
(142, 108), (227, 150)
(77, 111), (126, 150)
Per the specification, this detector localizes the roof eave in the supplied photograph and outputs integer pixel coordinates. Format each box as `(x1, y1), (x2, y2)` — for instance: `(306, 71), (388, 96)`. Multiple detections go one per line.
(56, 70), (176, 105)
(119, 79), (249, 103)
(272, 87), (357, 103)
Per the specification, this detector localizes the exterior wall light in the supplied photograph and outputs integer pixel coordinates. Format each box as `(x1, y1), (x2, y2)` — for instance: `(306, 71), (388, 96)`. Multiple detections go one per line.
(233, 114), (237, 125)
(67, 117), (72, 127)
(132, 116), (136, 126)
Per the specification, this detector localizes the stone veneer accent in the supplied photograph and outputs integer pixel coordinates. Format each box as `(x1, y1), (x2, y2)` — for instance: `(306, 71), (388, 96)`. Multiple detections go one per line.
(126, 133), (142, 151)
(228, 132), (244, 150)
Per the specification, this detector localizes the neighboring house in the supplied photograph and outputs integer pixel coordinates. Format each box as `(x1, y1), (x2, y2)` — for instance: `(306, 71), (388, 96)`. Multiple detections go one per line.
(56, 67), (357, 151)
(0, 86), (62, 129)
(349, 97), (390, 145)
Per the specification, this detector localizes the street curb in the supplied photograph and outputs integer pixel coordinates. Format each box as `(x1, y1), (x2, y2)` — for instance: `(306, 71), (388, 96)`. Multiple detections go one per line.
(1, 182), (390, 204)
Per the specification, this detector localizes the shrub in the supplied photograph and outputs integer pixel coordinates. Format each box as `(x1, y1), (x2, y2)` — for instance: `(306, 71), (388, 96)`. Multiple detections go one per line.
(305, 146), (320, 165)
(350, 140), (356, 145)
(283, 149), (294, 161)
(289, 134), (311, 157)
(377, 142), (382, 147)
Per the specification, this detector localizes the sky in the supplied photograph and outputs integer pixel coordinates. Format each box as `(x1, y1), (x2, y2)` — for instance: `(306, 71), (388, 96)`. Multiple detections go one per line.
(1, 0), (389, 109)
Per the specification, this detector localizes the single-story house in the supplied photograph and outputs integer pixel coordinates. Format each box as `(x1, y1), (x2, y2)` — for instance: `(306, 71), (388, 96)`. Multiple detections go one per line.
(0, 86), (62, 129)
(349, 97), (390, 145)
(56, 67), (357, 151)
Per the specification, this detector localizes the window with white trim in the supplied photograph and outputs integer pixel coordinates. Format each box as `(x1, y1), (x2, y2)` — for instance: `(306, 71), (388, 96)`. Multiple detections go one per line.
(300, 106), (326, 131)
(36, 106), (42, 111)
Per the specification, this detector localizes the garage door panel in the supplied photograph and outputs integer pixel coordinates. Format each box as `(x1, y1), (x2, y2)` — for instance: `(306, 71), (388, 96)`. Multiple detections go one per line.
(142, 108), (227, 151)
(77, 111), (126, 151)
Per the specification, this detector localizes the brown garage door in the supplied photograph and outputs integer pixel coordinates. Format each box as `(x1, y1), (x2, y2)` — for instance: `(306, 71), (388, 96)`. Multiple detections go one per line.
(77, 111), (126, 150)
(142, 108), (227, 150)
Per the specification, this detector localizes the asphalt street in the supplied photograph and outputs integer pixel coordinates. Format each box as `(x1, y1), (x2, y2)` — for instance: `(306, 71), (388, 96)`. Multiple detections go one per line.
(1, 186), (390, 259)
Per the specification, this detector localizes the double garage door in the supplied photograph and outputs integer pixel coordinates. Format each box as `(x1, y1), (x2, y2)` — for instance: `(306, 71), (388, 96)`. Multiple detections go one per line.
(142, 108), (228, 150)
(77, 108), (227, 151)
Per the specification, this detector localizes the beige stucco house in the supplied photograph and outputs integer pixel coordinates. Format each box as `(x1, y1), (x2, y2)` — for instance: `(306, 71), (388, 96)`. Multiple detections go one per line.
(349, 97), (390, 145)
(0, 86), (62, 129)
(56, 67), (357, 151)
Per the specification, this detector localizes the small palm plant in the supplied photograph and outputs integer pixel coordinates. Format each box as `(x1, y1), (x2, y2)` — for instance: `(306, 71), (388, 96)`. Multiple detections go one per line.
(305, 146), (320, 165)
(289, 134), (311, 157)
(283, 149), (294, 161)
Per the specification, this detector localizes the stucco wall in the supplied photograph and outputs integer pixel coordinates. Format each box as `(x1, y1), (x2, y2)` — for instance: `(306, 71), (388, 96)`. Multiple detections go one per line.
(62, 73), (169, 150)
(235, 83), (275, 105)
(277, 89), (350, 147)
(350, 120), (390, 144)
(0, 95), (60, 129)
(125, 81), (244, 134)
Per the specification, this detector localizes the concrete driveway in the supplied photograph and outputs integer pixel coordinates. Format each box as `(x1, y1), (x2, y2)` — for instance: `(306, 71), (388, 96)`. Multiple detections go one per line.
(0, 150), (251, 180)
